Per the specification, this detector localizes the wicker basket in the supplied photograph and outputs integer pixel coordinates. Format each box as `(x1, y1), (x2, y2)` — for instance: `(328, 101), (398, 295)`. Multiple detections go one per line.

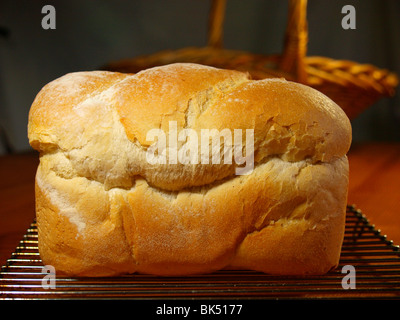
(104, 0), (398, 120)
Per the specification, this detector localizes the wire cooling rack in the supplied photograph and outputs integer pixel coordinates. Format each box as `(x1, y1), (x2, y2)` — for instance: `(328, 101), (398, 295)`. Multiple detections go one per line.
(1, 205), (399, 300)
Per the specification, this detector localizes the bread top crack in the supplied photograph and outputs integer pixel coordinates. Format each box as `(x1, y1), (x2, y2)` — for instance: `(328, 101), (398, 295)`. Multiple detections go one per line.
(28, 63), (351, 191)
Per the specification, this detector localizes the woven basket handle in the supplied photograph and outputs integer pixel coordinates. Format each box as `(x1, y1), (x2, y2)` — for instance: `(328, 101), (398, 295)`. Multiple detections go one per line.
(207, 0), (309, 83)
(207, 0), (227, 48)
(279, 0), (308, 83)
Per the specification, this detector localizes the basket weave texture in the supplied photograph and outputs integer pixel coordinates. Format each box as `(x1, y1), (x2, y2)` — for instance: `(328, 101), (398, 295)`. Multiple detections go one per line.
(104, 0), (398, 120)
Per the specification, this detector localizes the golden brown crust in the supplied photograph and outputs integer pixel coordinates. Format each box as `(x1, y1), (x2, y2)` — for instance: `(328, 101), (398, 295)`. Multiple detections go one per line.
(28, 63), (351, 276)
(35, 154), (348, 276)
(28, 63), (351, 191)
(35, 164), (136, 277)
(114, 63), (250, 146)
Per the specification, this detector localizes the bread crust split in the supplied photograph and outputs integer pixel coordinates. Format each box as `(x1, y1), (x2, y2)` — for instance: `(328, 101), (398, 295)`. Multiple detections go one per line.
(28, 63), (351, 276)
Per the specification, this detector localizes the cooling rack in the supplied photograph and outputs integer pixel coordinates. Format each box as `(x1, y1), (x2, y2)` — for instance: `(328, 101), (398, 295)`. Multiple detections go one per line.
(1, 205), (399, 300)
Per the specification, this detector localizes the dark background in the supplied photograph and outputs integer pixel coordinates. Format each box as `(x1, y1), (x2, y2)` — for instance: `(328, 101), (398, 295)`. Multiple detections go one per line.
(0, 0), (399, 154)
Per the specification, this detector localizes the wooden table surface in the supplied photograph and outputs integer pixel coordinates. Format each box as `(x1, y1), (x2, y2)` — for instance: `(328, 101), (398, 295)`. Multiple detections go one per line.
(1, 142), (400, 268)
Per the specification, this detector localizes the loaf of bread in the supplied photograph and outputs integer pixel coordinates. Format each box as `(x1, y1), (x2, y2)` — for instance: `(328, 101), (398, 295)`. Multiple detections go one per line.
(28, 63), (351, 277)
